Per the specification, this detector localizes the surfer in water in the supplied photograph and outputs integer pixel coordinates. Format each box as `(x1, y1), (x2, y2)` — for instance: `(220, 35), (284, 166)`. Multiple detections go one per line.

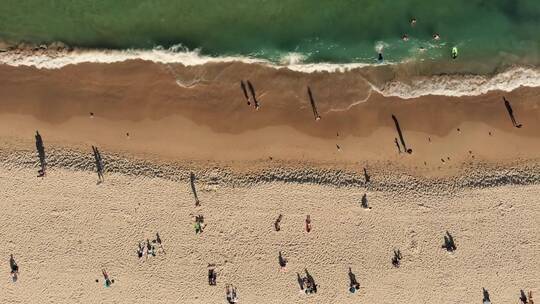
(452, 47), (458, 59)
(377, 52), (383, 62)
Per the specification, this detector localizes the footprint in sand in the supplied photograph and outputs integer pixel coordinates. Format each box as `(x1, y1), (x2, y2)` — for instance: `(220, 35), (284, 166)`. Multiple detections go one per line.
(408, 230), (420, 255)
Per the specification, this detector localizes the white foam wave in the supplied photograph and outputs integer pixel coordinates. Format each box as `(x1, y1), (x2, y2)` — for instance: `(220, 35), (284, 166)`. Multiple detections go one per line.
(0, 45), (265, 68)
(373, 67), (540, 99)
(0, 44), (383, 73)
(0, 45), (539, 98)
(279, 52), (306, 65)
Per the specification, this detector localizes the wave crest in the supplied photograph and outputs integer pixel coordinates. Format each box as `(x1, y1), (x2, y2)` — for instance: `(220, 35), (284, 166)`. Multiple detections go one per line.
(372, 67), (540, 98)
(0, 43), (539, 99)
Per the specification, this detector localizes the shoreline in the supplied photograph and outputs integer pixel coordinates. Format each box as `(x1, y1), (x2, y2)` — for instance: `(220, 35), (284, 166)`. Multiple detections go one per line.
(1, 46), (538, 304)
(1, 59), (540, 182)
(0, 44), (540, 99)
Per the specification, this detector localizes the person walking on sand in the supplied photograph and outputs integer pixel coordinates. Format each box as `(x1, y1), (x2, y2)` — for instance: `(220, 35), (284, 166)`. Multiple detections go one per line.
(137, 242), (144, 258)
(305, 215), (312, 232)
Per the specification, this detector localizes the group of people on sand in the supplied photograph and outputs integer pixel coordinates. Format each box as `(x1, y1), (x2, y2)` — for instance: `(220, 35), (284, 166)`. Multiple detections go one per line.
(137, 232), (165, 259)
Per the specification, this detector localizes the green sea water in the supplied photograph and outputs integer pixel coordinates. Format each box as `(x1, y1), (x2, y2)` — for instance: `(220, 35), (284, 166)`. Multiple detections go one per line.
(0, 0), (539, 65)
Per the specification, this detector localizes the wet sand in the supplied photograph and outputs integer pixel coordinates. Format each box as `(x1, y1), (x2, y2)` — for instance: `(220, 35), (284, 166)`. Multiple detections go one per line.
(0, 61), (538, 303)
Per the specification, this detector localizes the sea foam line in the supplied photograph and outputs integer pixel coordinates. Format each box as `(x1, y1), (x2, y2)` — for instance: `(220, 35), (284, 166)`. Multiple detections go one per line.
(372, 67), (540, 99)
(0, 44), (376, 72)
(0, 45), (539, 98)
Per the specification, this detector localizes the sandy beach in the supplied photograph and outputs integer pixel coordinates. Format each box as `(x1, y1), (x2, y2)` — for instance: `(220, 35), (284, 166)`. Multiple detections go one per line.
(0, 60), (539, 303)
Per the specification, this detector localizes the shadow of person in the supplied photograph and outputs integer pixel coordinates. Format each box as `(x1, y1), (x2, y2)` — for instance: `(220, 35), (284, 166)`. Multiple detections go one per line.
(392, 249), (402, 267)
(483, 288), (491, 304)
(190, 172), (200, 206)
(363, 168), (370, 183)
(92, 145), (104, 183)
(361, 193), (371, 209)
(307, 86), (321, 121)
(305, 269), (317, 293)
(240, 80), (250, 105)
(442, 231), (457, 252)
(520, 289), (528, 304)
(391, 115), (412, 154)
(247, 80), (260, 109)
(297, 273), (304, 290)
(503, 96), (523, 128)
(348, 267), (360, 292)
(278, 251), (287, 269)
(35, 131), (47, 176)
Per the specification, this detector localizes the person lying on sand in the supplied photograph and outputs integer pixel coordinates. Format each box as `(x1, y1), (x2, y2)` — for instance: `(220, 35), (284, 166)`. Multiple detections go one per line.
(9, 254), (19, 281)
(9, 254), (18, 274)
(274, 214), (282, 231)
(208, 268), (217, 286)
(305, 215), (312, 233)
(278, 251), (287, 271)
(102, 269), (114, 287)
(137, 242), (144, 258)
(146, 239), (155, 257)
(155, 232), (165, 253)
(226, 284), (238, 303)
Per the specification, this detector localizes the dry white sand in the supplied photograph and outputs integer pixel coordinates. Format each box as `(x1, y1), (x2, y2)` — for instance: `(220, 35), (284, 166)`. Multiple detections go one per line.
(1, 165), (537, 304)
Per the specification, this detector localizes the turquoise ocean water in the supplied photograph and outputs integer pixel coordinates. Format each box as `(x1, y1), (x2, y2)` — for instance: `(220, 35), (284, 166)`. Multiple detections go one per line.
(0, 0), (539, 66)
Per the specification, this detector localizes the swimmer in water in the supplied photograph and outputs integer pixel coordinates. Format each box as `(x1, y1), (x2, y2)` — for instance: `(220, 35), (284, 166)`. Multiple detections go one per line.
(402, 34), (409, 41)
(410, 18), (417, 26)
(377, 52), (383, 62)
(433, 33), (440, 40)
